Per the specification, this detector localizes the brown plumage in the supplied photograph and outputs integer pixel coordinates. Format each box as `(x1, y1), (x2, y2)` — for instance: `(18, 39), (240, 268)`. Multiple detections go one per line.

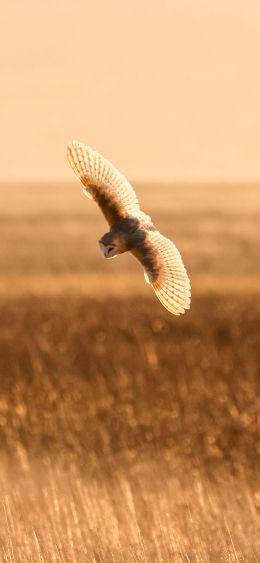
(67, 140), (191, 315)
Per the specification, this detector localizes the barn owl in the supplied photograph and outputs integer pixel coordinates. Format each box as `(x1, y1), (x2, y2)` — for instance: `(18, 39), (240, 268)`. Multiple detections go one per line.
(67, 140), (191, 315)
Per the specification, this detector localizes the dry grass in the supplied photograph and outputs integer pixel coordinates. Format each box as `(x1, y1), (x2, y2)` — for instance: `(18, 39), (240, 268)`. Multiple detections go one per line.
(0, 183), (259, 561)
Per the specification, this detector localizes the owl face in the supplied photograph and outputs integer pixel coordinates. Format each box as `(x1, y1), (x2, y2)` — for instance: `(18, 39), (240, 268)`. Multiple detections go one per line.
(99, 241), (120, 259)
(99, 231), (126, 259)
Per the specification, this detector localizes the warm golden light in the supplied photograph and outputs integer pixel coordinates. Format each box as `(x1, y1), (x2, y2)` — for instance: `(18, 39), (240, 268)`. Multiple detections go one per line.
(1, 0), (260, 182)
(0, 2), (259, 560)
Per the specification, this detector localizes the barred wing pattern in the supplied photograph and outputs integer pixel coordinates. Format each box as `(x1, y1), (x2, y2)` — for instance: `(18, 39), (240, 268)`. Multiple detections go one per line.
(67, 141), (140, 226)
(133, 230), (191, 316)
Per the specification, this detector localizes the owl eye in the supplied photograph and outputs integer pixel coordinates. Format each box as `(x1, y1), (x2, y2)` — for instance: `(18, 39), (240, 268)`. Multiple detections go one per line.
(107, 246), (114, 253)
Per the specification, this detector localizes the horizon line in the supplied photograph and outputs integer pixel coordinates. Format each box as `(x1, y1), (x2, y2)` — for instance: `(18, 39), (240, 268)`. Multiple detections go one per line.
(1, 178), (260, 188)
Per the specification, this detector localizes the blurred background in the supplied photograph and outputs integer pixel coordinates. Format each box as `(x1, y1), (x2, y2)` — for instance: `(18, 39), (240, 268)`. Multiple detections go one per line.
(0, 1), (259, 561)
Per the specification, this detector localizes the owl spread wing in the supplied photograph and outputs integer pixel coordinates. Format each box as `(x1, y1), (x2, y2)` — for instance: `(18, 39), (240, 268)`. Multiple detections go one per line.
(67, 140), (141, 226)
(67, 140), (191, 315)
(131, 230), (191, 315)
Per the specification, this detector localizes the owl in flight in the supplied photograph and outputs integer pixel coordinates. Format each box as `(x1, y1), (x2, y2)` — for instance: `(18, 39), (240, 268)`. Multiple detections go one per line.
(67, 140), (191, 315)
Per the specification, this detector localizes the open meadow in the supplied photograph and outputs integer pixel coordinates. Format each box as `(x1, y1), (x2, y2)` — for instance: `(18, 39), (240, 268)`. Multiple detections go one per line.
(0, 183), (259, 561)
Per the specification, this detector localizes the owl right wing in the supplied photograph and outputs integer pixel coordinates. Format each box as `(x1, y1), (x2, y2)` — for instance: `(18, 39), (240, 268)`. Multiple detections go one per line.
(67, 140), (141, 226)
(131, 229), (191, 315)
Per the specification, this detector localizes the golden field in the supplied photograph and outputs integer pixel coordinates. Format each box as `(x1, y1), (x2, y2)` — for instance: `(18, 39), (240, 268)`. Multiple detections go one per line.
(0, 183), (259, 561)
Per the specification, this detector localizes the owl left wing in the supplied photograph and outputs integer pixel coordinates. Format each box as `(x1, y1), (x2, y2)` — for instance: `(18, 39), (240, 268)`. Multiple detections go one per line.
(67, 140), (140, 226)
(131, 229), (191, 315)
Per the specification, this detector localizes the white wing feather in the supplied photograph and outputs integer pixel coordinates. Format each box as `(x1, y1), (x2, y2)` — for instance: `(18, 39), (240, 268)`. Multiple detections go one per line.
(67, 140), (141, 221)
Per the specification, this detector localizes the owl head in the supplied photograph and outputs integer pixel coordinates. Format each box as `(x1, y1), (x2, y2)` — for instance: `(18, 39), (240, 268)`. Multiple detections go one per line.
(99, 231), (125, 259)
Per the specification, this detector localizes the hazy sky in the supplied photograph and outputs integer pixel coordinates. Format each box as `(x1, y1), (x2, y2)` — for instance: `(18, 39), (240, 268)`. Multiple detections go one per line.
(1, 0), (260, 182)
